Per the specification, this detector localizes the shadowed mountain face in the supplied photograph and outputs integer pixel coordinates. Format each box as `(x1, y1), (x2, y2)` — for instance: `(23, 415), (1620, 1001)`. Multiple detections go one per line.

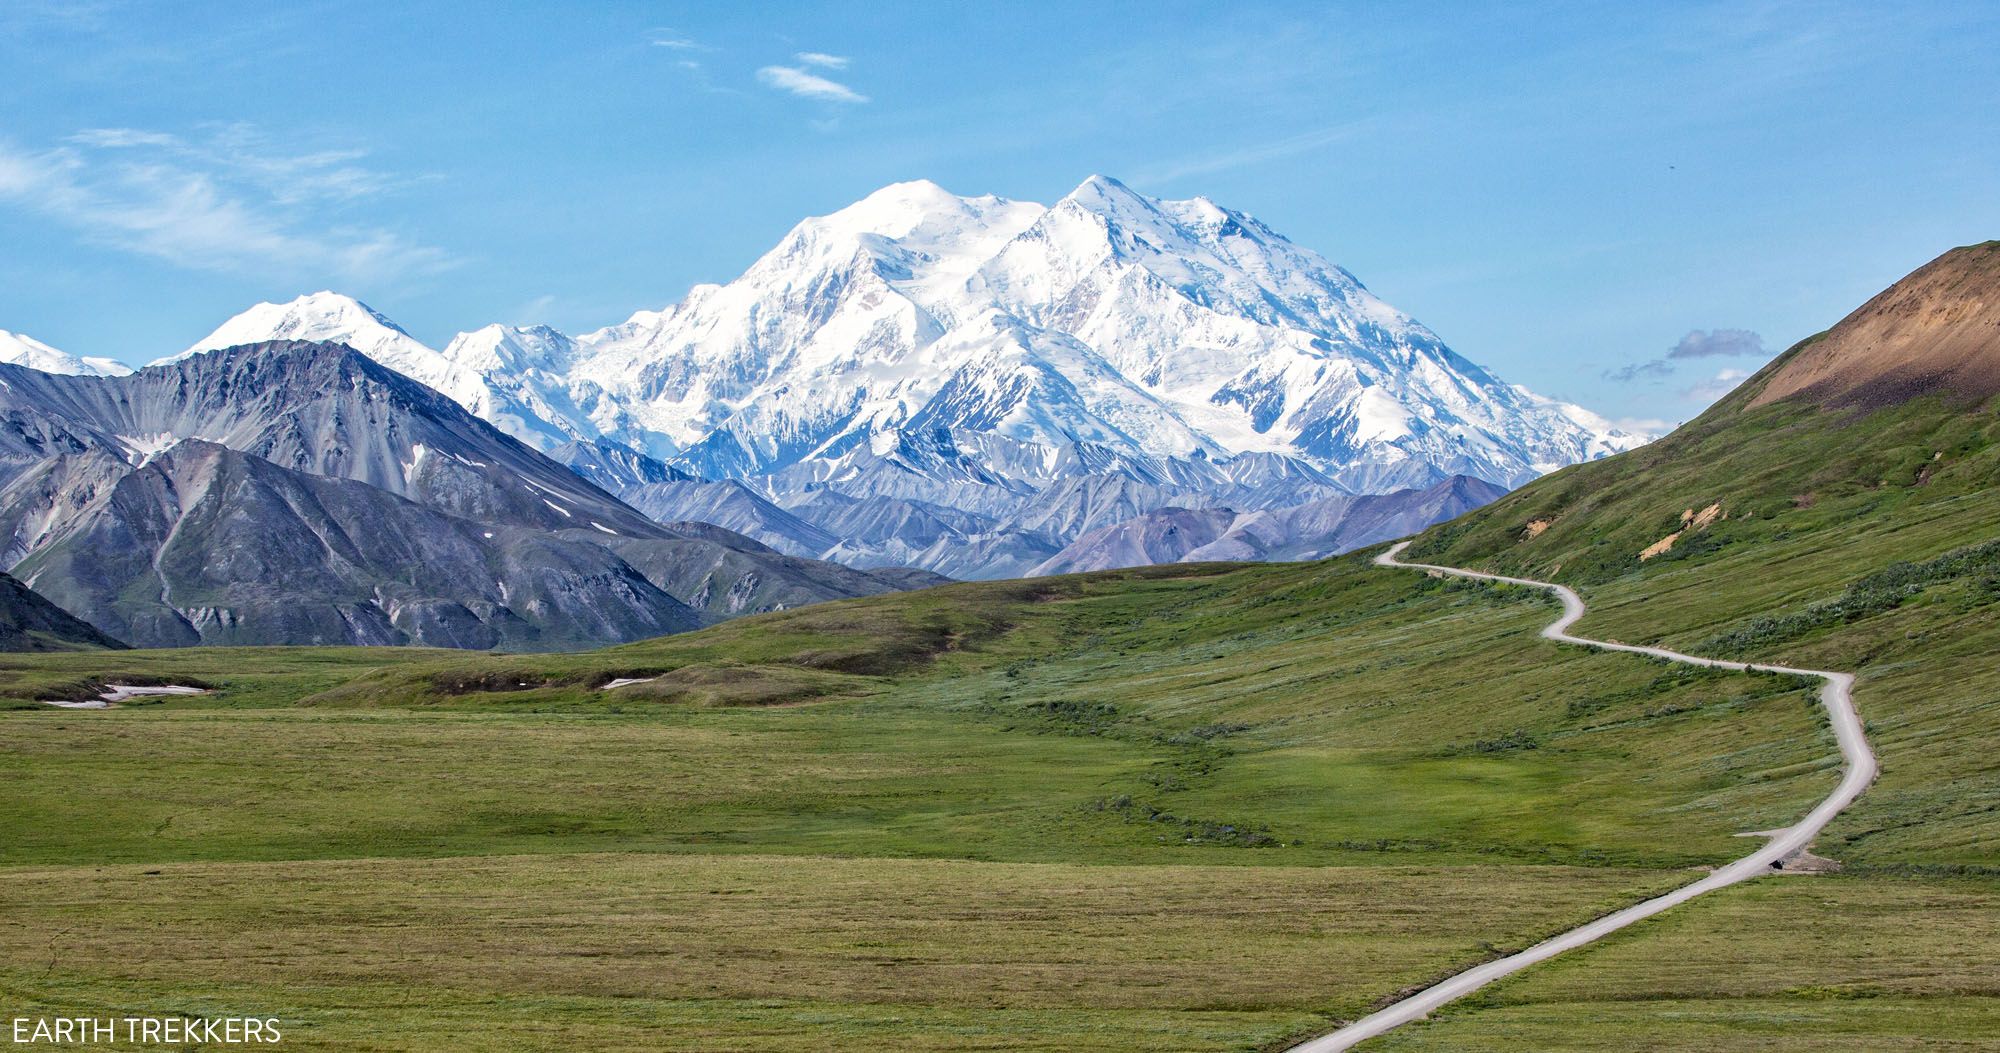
(0, 342), (938, 649)
(551, 438), (694, 493)
(1030, 475), (1507, 575)
(622, 480), (840, 557)
(0, 340), (636, 535)
(0, 572), (124, 651)
(15, 440), (700, 649)
(570, 432), (1499, 581)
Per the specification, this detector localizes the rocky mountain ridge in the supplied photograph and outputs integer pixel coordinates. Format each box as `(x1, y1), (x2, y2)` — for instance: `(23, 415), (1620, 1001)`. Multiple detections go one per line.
(0, 342), (938, 648)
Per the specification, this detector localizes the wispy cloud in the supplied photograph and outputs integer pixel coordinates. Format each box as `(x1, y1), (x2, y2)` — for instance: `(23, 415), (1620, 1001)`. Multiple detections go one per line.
(68, 128), (180, 149)
(757, 64), (868, 104)
(1606, 327), (1769, 383)
(664, 56), (737, 95)
(794, 51), (849, 69)
(1137, 120), (1376, 183)
(71, 123), (414, 205)
(0, 0), (120, 33)
(1602, 359), (1675, 383)
(648, 29), (708, 51)
(0, 126), (454, 283)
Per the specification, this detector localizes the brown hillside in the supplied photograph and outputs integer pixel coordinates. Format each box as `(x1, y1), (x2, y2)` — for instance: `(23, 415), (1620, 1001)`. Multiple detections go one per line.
(1747, 241), (2000, 410)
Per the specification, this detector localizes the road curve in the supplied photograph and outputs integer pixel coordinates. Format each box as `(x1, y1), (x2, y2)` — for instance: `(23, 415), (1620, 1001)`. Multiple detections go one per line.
(1286, 541), (1878, 1052)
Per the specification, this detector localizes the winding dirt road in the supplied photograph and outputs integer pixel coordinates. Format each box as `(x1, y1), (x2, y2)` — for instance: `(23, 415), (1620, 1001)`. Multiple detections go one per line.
(1287, 541), (1878, 1052)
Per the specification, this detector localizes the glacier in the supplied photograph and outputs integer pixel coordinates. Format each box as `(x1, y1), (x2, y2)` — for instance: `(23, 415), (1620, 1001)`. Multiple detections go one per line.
(159, 175), (1647, 578)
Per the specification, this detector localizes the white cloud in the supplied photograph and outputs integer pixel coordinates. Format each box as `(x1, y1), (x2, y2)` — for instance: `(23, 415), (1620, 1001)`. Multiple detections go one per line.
(794, 51), (849, 69)
(0, 127), (454, 283)
(68, 127), (181, 149)
(757, 64), (868, 104)
(649, 31), (707, 51)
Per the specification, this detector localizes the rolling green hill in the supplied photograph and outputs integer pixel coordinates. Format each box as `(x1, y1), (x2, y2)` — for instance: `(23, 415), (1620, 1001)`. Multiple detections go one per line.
(1413, 242), (2000, 872)
(2, 246), (1995, 1050)
(1385, 242), (2000, 1047)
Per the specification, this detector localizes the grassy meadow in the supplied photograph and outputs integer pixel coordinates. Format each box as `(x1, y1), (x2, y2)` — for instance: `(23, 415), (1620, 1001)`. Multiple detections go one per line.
(3, 551), (1848, 1051)
(4, 389), (1998, 1049)
(1398, 390), (2000, 1046)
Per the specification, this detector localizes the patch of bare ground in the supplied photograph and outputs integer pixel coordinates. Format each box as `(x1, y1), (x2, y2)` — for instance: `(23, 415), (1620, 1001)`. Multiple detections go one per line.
(1640, 503), (1725, 561)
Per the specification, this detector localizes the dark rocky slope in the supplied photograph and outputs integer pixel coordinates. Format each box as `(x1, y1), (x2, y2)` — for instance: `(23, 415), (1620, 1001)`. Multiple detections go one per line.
(0, 572), (124, 651)
(0, 342), (936, 648)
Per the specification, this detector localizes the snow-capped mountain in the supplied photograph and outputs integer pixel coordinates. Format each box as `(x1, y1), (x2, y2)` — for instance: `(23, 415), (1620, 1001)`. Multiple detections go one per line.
(0, 329), (131, 377)
(162, 176), (1645, 577)
(170, 177), (1637, 488)
(169, 294), (615, 451)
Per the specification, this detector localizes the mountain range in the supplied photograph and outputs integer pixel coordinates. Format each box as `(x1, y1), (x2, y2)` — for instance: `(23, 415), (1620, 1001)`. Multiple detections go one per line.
(0, 176), (1653, 647)
(0, 342), (934, 648)
(137, 176), (1637, 580)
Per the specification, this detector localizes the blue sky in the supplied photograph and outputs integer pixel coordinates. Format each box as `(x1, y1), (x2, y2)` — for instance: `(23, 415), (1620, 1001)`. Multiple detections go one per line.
(2, 1), (1995, 431)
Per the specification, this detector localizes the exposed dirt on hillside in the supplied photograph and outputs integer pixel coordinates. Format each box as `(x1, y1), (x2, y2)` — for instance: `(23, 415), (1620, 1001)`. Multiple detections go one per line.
(1639, 504), (1724, 561)
(1750, 241), (2000, 410)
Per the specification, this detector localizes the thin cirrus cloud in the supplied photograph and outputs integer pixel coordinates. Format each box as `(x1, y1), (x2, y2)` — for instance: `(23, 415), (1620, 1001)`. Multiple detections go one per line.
(650, 35), (864, 105)
(0, 125), (454, 283)
(757, 63), (868, 104)
(648, 32), (708, 51)
(1137, 120), (1380, 184)
(646, 31), (737, 94)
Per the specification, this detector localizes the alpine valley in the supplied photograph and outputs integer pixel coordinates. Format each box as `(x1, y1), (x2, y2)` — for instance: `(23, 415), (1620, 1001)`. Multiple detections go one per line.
(1, 176), (1642, 647)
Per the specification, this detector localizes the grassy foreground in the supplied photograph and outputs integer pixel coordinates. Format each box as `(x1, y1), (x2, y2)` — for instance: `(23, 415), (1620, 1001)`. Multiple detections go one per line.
(1372, 874), (2000, 1052)
(0, 853), (1672, 1052)
(5, 380), (1998, 1050)
(1398, 383), (2000, 1044)
(3, 550), (1849, 1051)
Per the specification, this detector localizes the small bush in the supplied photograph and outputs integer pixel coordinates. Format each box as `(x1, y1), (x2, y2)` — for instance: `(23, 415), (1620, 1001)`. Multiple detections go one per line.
(1700, 537), (2000, 654)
